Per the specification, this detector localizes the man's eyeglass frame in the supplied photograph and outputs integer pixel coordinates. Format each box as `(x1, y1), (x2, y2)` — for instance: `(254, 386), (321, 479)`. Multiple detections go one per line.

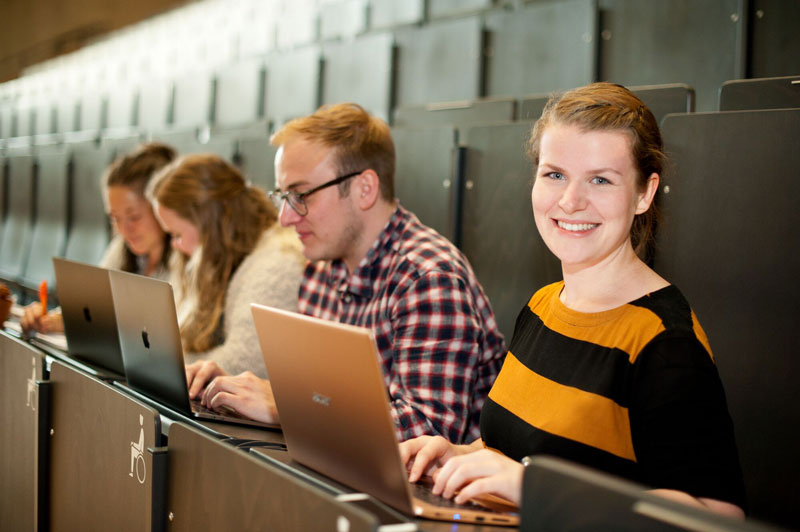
(269, 170), (365, 217)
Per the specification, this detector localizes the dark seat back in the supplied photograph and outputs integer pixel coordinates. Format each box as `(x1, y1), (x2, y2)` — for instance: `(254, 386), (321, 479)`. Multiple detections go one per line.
(656, 109), (800, 529)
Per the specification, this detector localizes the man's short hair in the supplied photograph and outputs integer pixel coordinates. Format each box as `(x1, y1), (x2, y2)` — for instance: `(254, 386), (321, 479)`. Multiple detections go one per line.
(271, 103), (395, 200)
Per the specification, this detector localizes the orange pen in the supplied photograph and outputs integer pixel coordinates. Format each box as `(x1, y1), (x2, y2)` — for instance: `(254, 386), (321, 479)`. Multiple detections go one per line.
(39, 280), (48, 316)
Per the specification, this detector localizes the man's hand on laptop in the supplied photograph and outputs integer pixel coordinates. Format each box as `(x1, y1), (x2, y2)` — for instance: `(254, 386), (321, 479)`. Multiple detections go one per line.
(201, 372), (280, 424)
(186, 360), (230, 400)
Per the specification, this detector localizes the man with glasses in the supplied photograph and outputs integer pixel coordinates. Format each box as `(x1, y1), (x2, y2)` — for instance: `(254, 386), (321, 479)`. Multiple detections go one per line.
(187, 103), (505, 443)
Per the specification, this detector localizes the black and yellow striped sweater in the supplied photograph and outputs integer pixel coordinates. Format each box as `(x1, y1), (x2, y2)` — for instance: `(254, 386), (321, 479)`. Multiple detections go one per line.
(480, 281), (746, 508)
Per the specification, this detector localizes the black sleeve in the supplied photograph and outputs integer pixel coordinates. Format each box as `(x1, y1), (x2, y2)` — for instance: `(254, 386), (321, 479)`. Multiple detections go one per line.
(629, 334), (747, 510)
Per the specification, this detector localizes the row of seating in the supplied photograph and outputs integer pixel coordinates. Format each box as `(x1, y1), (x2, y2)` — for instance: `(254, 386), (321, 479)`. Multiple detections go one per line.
(4, 0), (798, 141)
(2, 78), (797, 325)
(0, 81), (687, 313)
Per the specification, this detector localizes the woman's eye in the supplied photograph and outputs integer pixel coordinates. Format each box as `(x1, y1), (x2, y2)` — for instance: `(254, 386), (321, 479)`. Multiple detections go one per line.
(545, 171), (564, 180)
(591, 176), (610, 185)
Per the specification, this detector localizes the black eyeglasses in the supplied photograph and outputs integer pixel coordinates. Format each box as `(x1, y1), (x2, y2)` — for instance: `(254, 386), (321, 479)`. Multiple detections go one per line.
(269, 170), (364, 217)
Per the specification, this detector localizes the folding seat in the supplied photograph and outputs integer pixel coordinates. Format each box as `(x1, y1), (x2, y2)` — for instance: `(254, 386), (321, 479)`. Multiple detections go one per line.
(18, 144), (70, 294)
(63, 142), (113, 265)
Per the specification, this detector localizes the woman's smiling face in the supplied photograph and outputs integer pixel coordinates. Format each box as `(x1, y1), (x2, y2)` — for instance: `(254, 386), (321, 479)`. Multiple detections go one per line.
(532, 122), (657, 271)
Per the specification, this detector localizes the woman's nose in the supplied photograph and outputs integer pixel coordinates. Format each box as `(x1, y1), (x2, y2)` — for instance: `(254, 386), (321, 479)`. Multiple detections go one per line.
(558, 181), (587, 213)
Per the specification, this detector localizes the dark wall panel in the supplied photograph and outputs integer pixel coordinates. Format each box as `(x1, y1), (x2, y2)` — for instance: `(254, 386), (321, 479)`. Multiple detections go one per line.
(370, 0), (424, 29)
(485, 0), (598, 98)
(0, 148), (35, 283)
(237, 136), (277, 192)
(393, 126), (460, 243)
(749, 0), (800, 78)
(598, 0), (742, 111)
(321, 32), (394, 123)
(63, 142), (112, 265)
(214, 57), (266, 128)
(20, 145), (70, 290)
(265, 46), (321, 130)
(394, 16), (483, 106)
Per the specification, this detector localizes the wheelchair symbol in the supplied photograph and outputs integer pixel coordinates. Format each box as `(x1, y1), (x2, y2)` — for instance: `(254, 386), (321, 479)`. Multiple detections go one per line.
(129, 414), (146, 484)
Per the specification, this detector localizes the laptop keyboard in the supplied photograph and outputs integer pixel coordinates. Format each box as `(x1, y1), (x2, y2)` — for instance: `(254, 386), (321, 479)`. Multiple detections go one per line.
(191, 399), (249, 420)
(410, 481), (502, 513)
(190, 399), (218, 416)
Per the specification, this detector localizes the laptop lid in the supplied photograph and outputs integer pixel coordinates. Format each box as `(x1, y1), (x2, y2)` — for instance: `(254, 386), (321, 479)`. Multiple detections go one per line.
(250, 303), (518, 526)
(521, 456), (784, 532)
(52, 257), (125, 376)
(109, 269), (279, 430)
(109, 269), (193, 412)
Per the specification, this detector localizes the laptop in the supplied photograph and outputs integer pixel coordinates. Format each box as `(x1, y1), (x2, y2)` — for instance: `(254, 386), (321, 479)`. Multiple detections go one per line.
(51, 257), (125, 378)
(108, 269), (280, 430)
(522, 455), (785, 532)
(250, 303), (519, 527)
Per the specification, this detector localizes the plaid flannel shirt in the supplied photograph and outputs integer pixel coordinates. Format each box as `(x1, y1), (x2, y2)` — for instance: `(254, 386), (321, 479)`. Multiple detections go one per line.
(298, 206), (506, 443)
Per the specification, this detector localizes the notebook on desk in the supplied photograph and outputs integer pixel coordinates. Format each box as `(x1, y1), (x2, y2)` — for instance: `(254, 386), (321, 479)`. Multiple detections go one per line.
(250, 303), (519, 527)
(108, 270), (280, 430)
(52, 257), (126, 379)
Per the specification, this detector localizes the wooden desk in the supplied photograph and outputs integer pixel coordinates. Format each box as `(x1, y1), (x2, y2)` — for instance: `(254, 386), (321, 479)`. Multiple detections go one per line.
(48, 361), (164, 532)
(165, 422), (397, 531)
(0, 331), (48, 532)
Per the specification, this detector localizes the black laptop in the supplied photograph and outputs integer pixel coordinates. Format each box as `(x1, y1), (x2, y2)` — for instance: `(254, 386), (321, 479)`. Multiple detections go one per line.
(51, 257), (126, 379)
(108, 269), (279, 430)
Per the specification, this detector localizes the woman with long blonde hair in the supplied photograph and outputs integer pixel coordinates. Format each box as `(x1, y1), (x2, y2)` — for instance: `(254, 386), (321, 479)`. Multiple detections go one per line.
(148, 153), (304, 378)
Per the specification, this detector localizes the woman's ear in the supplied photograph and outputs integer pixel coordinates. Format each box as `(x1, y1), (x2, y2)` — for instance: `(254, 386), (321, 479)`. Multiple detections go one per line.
(635, 172), (660, 215)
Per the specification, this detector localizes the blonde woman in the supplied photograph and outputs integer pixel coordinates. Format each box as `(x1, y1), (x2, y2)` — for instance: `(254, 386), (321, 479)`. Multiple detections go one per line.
(148, 153), (305, 378)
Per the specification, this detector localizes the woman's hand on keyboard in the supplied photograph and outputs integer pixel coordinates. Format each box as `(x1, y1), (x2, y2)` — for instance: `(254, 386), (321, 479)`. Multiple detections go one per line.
(400, 435), (481, 484)
(431, 448), (523, 507)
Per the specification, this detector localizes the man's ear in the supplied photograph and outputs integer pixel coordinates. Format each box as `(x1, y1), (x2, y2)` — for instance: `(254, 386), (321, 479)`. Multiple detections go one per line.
(355, 169), (380, 210)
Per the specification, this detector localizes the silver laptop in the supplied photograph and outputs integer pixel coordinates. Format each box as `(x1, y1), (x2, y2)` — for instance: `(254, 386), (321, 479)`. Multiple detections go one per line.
(250, 303), (519, 527)
(52, 257), (125, 378)
(109, 269), (279, 430)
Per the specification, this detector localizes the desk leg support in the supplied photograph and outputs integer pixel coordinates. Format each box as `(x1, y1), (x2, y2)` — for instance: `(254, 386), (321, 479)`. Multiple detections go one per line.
(34, 381), (51, 532)
(148, 446), (169, 532)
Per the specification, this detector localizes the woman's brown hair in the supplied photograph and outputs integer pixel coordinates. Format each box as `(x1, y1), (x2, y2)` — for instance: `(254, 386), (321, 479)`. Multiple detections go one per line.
(102, 142), (177, 272)
(148, 153), (278, 353)
(527, 82), (665, 261)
